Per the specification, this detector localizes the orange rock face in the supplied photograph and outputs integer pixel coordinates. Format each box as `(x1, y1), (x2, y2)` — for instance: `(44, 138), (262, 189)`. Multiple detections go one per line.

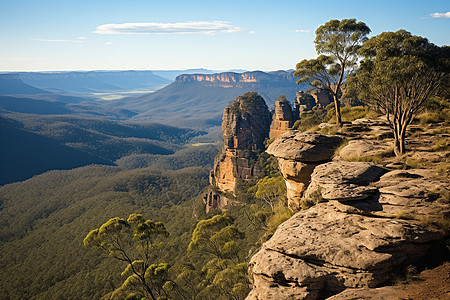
(210, 92), (271, 195)
(269, 97), (296, 140)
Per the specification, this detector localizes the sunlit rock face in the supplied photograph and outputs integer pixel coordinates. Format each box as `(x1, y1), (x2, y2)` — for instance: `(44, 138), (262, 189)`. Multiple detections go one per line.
(266, 131), (342, 210)
(247, 165), (448, 300)
(269, 97), (297, 140)
(210, 92), (272, 195)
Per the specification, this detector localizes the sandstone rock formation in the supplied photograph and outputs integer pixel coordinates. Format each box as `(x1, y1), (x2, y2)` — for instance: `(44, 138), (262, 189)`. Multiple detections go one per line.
(295, 90), (332, 113)
(337, 140), (393, 161)
(247, 161), (449, 299)
(266, 131), (342, 210)
(203, 188), (235, 214)
(210, 92), (272, 194)
(269, 96), (297, 140)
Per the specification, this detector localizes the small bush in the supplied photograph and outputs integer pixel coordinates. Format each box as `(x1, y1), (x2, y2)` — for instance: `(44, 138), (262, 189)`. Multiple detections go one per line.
(300, 188), (325, 210)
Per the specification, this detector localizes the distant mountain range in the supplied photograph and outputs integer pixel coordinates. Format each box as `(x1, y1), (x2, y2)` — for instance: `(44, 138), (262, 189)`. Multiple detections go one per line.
(106, 70), (309, 128)
(15, 70), (171, 93)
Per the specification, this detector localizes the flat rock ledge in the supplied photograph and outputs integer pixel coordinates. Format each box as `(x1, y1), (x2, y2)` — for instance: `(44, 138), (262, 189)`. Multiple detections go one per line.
(247, 163), (449, 299)
(247, 203), (445, 300)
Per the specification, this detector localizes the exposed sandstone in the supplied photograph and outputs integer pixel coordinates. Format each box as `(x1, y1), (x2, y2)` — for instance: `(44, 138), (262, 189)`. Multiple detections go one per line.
(266, 132), (342, 210)
(247, 202), (445, 300)
(202, 188), (236, 214)
(247, 160), (449, 299)
(338, 139), (393, 161)
(210, 92), (271, 195)
(303, 161), (386, 202)
(269, 96), (296, 140)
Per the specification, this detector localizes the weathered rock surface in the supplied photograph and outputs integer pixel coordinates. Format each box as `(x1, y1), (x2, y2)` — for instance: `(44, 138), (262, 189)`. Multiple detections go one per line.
(328, 262), (450, 300)
(247, 203), (445, 300)
(266, 132), (342, 210)
(203, 188), (236, 214)
(269, 96), (296, 140)
(210, 92), (271, 194)
(303, 161), (386, 202)
(338, 139), (393, 161)
(247, 159), (449, 299)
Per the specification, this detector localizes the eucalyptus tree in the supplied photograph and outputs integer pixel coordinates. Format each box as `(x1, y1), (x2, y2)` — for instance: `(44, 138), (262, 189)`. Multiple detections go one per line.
(350, 30), (449, 155)
(294, 19), (371, 126)
(83, 214), (170, 300)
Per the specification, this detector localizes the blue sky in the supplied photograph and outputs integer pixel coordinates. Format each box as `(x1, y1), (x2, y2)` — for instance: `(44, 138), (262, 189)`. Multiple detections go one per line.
(0, 0), (448, 71)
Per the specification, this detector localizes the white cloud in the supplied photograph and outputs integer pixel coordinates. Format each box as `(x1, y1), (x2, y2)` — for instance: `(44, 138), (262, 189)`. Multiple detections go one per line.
(105, 42), (113, 46)
(430, 12), (450, 18)
(295, 29), (310, 33)
(94, 21), (243, 35)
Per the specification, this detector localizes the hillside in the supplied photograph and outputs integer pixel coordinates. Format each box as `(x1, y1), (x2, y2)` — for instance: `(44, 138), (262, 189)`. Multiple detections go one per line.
(0, 114), (204, 185)
(0, 74), (51, 95)
(106, 70), (309, 128)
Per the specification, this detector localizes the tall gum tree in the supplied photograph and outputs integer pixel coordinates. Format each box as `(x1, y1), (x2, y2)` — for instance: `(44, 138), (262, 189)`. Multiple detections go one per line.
(349, 30), (449, 156)
(294, 19), (371, 126)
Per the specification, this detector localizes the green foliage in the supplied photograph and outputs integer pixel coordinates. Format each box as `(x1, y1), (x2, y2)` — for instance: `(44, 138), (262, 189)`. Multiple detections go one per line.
(295, 18), (371, 125)
(186, 215), (250, 300)
(0, 164), (210, 300)
(350, 29), (449, 155)
(84, 214), (170, 299)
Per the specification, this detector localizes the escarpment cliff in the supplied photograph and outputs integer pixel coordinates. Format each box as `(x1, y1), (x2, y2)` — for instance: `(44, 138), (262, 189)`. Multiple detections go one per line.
(247, 118), (450, 299)
(210, 92), (272, 195)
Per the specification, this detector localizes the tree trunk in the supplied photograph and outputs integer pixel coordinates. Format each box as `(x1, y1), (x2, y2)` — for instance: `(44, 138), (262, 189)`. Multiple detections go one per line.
(393, 120), (406, 156)
(333, 94), (342, 126)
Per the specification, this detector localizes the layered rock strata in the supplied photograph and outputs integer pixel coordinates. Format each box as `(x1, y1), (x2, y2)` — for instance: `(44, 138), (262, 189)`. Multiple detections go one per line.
(210, 92), (272, 195)
(269, 96), (297, 140)
(247, 162), (448, 299)
(266, 131), (342, 210)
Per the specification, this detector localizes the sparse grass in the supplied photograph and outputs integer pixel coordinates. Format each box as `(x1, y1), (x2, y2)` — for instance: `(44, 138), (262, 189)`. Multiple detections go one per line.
(405, 158), (423, 169)
(432, 128), (450, 134)
(333, 139), (350, 158)
(264, 203), (294, 238)
(418, 215), (450, 232)
(430, 138), (450, 152)
(327, 106), (380, 123)
(436, 163), (450, 177)
(300, 188), (325, 210)
(337, 144), (394, 164)
(393, 265), (419, 285)
(395, 210), (413, 220)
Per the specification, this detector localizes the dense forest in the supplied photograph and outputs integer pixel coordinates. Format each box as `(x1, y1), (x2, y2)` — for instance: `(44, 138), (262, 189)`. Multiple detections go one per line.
(0, 145), (288, 299)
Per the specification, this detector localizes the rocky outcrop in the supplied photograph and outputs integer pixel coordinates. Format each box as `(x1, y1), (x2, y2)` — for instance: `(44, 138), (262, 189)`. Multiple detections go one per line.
(337, 140), (393, 161)
(303, 161), (386, 202)
(269, 96), (297, 140)
(295, 90), (332, 113)
(266, 132), (342, 210)
(203, 188), (236, 214)
(210, 92), (272, 194)
(247, 162), (449, 299)
(175, 71), (299, 88)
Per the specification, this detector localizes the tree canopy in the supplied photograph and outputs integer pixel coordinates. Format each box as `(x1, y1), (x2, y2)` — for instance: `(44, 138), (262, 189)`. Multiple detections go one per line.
(84, 214), (170, 300)
(349, 30), (449, 155)
(294, 18), (370, 126)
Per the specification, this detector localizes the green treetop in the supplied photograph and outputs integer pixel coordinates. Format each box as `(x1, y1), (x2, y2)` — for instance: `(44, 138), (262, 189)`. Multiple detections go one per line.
(294, 18), (370, 126)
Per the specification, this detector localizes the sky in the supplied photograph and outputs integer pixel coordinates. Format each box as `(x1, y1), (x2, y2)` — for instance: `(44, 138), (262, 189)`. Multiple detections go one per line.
(0, 0), (449, 72)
